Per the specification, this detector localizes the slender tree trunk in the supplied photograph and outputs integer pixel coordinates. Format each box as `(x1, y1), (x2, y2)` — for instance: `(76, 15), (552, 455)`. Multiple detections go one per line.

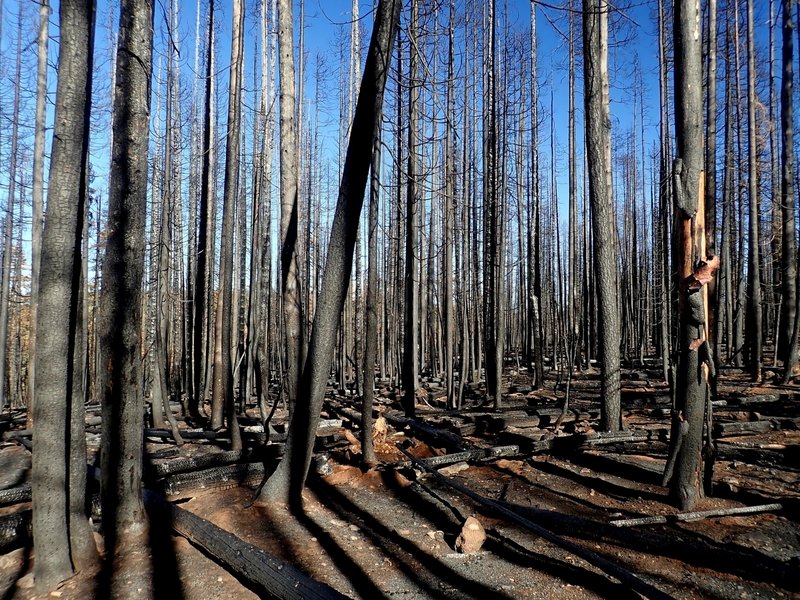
(192, 0), (215, 421)
(28, 0), (50, 428)
(278, 0), (303, 409)
(403, 0), (420, 417)
(583, 0), (621, 432)
(781, 0), (799, 380)
(361, 118), (382, 468)
(210, 0), (244, 450)
(443, 0), (456, 405)
(257, 0), (400, 506)
(0, 10), (22, 414)
(31, 1), (98, 591)
(745, 0), (762, 381)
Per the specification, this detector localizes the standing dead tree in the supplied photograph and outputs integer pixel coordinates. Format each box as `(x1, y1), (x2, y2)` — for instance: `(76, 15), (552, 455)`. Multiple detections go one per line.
(663, 0), (717, 511)
(31, 0), (99, 591)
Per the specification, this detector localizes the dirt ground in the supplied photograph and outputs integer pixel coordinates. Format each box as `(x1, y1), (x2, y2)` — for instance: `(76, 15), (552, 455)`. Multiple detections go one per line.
(1, 366), (799, 599)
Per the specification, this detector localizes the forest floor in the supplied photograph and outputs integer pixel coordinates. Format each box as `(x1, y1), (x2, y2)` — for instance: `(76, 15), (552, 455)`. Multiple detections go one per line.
(1, 364), (800, 599)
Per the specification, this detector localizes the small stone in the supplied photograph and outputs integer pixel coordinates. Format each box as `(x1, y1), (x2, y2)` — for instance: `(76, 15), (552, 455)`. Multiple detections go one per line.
(455, 516), (486, 554)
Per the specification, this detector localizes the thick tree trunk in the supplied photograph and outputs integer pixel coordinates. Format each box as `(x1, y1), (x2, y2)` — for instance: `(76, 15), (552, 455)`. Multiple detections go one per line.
(257, 0), (400, 506)
(31, 0), (98, 590)
(583, 0), (621, 432)
(665, 0), (712, 511)
(99, 0), (155, 584)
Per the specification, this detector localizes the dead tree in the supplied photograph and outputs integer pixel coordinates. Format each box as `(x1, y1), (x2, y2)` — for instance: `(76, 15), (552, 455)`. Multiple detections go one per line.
(583, 0), (621, 432)
(31, 0), (99, 591)
(664, 0), (714, 511)
(257, 0), (400, 506)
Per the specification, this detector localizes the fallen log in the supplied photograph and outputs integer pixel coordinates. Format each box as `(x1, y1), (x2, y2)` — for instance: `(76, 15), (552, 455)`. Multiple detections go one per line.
(399, 447), (671, 600)
(160, 462), (268, 497)
(609, 503), (783, 527)
(713, 421), (774, 437)
(383, 412), (466, 449)
(0, 484), (30, 506)
(0, 511), (29, 552)
(500, 501), (799, 590)
(1, 429), (31, 441)
(144, 490), (348, 600)
(397, 445), (522, 471)
(147, 450), (250, 479)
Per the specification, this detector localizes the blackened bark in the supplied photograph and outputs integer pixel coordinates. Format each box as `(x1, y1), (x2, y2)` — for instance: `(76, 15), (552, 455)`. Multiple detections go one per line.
(780, 0), (798, 380)
(31, 0), (97, 590)
(257, 0), (400, 505)
(99, 0), (155, 565)
(211, 0), (244, 450)
(666, 0), (710, 511)
(583, 0), (621, 432)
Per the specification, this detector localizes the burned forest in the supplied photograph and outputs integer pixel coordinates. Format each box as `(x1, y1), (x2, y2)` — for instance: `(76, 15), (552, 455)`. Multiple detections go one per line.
(1, 0), (800, 598)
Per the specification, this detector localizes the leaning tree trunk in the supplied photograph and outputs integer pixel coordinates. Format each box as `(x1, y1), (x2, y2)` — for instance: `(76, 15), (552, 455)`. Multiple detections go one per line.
(664, 0), (715, 511)
(31, 0), (98, 591)
(583, 0), (621, 432)
(257, 0), (400, 506)
(98, 0), (155, 591)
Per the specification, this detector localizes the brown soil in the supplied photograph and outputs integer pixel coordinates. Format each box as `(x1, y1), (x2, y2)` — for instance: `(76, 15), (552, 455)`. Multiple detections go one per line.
(1, 368), (799, 599)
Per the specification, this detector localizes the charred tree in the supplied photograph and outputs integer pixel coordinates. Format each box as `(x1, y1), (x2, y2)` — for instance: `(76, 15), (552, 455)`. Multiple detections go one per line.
(664, 0), (713, 511)
(257, 0), (400, 506)
(31, 0), (98, 590)
(583, 0), (621, 432)
(98, 0), (156, 587)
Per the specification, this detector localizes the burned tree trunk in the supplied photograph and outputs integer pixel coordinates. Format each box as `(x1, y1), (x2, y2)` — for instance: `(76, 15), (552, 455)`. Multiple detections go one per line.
(257, 0), (400, 505)
(31, 0), (98, 590)
(664, 0), (714, 511)
(583, 0), (621, 432)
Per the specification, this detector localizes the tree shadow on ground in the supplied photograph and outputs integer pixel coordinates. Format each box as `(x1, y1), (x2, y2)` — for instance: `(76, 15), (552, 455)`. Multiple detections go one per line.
(527, 457), (666, 504)
(383, 472), (638, 599)
(306, 474), (515, 599)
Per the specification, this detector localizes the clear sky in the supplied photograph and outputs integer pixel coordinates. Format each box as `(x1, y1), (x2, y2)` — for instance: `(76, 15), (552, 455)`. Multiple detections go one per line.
(0, 0), (786, 268)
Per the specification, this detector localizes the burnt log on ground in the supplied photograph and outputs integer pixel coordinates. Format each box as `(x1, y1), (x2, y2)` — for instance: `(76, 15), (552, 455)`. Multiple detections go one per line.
(397, 445), (523, 471)
(146, 449), (252, 479)
(0, 511), (29, 552)
(143, 491), (348, 600)
(0, 484), (30, 506)
(383, 411), (466, 449)
(609, 503), (784, 526)
(159, 462), (270, 497)
(499, 430), (668, 454)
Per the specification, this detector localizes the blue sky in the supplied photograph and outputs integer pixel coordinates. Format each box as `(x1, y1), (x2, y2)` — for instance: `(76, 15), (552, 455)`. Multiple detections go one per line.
(0, 0), (786, 273)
